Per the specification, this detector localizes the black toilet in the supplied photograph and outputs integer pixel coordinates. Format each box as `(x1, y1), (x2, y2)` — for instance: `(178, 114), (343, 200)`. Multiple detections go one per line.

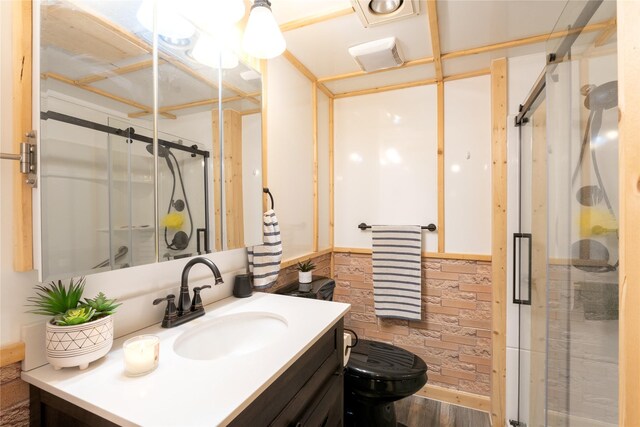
(277, 276), (428, 426)
(344, 339), (428, 427)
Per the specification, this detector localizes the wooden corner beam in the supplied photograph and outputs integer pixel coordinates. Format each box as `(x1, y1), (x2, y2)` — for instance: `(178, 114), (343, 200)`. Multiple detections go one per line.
(490, 57), (508, 427)
(282, 50), (334, 98)
(426, 0), (443, 81)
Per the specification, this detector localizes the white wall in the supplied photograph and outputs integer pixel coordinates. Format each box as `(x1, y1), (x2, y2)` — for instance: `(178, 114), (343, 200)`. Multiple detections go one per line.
(317, 90), (330, 250)
(443, 75), (492, 254)
(266, 57), (314, 260)
(333, 85), (439, 252)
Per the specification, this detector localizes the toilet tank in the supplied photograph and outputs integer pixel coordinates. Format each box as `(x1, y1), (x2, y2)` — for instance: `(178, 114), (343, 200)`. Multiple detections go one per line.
(275, 276), (336, 301)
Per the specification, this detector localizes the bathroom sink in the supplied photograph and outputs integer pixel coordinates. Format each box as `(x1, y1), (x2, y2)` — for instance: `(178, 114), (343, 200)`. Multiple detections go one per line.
(173, 312), (288, 361)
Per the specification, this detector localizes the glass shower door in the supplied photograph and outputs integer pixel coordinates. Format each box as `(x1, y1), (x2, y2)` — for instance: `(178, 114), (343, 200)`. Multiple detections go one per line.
(545, 48), (619, 427)
(512, 98), (548, 427)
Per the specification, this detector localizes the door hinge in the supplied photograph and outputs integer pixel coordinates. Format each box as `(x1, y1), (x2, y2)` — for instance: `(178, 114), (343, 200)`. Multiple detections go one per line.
(0, 131), (37, 187)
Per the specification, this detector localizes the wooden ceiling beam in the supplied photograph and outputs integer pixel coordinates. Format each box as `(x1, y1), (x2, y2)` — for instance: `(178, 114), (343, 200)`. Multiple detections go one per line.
(333, 67), (492, 99)
(280, 7), (354, 32)
(64, 2), (264, 101)
(333, 77), (438, 99)
(442, 68), (491, 82)
(127, 94), (251, 118)
(76, 59), (156, 85)
(282, 50), (334, 98)
(43, 72), (176, 119)
(594, 18), (617, 47)
(426, 0), (443, 81)
(315, 18), (614, 89)
(316, 56), (435, 83)
(442, 18), (614, 60)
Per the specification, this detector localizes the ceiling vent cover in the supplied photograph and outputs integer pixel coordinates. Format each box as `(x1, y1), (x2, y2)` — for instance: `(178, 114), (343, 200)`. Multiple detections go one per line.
(351, 0), (420, 28)
(348, 37), (404, 72)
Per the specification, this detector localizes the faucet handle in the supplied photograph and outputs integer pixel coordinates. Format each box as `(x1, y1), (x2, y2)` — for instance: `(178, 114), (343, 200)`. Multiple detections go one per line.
(153, 294), (178, 326)
(191, 286), (211, 312)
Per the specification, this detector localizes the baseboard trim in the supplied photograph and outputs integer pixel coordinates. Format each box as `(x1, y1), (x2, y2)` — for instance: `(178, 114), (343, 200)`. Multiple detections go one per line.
(416, 384), (491, 413)
(0, 342), (25, 367)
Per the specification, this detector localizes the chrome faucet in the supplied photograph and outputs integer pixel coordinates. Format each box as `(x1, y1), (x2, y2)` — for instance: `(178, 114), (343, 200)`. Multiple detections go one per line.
(153, 257), (224, 328)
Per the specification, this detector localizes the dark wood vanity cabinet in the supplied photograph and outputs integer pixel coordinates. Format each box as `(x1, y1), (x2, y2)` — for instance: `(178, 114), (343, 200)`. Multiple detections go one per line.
(230, 318), (344, 427)
(29, 319), (344, 427)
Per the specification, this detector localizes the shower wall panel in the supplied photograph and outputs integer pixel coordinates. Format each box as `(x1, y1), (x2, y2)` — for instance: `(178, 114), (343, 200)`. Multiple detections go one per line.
(266, 56), (315, 260)
(317, 90), (331, 251)
(333, 85), (438, 252)
(443, 76), (491, 255)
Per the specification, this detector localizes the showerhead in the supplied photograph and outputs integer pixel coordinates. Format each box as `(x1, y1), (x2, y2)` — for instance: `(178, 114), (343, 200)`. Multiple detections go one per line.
(146, 143), (171, 158)
(584, 81), (618, 111)
(146, 143), (174, 173)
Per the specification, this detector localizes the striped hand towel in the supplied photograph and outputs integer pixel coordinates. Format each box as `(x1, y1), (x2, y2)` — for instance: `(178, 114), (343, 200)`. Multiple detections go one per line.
(372, 225), (422, 320)
(247, 210), (282, 289)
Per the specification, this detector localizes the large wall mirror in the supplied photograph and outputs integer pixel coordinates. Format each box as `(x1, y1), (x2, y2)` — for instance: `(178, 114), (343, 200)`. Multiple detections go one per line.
(39, 0), (263, 281)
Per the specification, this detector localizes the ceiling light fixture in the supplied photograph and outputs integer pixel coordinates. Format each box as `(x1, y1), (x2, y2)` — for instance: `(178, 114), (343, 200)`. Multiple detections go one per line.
(191, 34), (239, 69)
(181, 0), (245, 31)
(242, 0), (286, 59)
(369, 0), (403, 15)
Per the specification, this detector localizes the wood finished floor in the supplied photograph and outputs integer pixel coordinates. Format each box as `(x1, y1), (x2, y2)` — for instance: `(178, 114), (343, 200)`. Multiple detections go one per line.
(395, 395), (491, 427)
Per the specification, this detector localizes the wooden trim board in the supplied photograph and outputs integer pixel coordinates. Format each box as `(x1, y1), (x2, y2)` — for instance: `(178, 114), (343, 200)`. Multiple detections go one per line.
(333, 78), (439, 99)
(332, 247), (491, 262)
(280, 7), (354, 32)
(617, 3), (640, 425)
(426, 0), (443, 80)
(489, 57), (508, 427)
(332, 69), (491, 99)
(12, 0), (33, 271)
(329, 98), (335, 249)
(437, 82), (445, 253)
(282, 50), (333, 98)
(317, 56), (435, 84)
(417, 384), (490, 413)
(441, 18), (612, 61)
(261, 60), (269, 212)
(312, 83), (319, 252)
(280, 248), (333, 269)
(0, 342), (26, 367)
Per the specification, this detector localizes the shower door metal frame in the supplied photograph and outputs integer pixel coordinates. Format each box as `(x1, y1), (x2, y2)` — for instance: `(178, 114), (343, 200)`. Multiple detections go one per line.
(40, 110), (212, 259)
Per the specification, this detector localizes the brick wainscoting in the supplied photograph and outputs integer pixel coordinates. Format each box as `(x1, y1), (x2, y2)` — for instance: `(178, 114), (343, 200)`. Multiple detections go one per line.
(333, 252), (492, 396)
(0, 362), (29, 426)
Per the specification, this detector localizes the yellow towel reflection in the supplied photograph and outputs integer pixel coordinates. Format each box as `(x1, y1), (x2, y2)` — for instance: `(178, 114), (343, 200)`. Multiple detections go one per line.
(579, 208), (617, 236)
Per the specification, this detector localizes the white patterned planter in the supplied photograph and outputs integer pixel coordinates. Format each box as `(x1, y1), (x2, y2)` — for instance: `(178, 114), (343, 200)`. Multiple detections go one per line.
(45, 315), (114, 370)
(299, 271), (312, 284)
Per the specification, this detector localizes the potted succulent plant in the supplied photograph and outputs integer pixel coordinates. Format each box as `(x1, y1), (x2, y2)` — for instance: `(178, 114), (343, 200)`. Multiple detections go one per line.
(27, 277), (121, 370)
(296, 260), (316, 291)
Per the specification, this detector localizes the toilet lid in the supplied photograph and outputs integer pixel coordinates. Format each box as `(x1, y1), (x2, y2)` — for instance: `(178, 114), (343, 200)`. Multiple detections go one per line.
(346, 339), (427, 381)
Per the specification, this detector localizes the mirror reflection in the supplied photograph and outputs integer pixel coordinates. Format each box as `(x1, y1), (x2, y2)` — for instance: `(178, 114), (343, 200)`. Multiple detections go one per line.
(39, 0), (263, 281)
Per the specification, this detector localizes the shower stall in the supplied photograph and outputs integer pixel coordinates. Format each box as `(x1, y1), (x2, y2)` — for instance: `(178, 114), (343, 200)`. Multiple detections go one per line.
(40, 107), (211, 280)
(509, 1), (618, 426)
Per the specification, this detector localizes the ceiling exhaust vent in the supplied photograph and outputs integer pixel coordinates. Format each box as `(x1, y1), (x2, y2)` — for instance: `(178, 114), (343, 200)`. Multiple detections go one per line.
(348, 37), (404, 72)
(351, 0), (420, 28)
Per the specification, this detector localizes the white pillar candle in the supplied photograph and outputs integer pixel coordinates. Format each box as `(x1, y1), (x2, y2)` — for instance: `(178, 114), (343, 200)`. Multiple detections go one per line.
(123, 335), (159, 376)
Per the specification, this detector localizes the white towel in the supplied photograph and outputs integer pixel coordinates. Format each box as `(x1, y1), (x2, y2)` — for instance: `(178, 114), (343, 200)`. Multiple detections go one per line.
(247, 210), (282, 289)
(372, 225), (422, 320)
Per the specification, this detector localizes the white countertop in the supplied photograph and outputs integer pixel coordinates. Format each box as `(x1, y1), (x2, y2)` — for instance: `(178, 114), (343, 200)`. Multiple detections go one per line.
(22, 293), (350, 427)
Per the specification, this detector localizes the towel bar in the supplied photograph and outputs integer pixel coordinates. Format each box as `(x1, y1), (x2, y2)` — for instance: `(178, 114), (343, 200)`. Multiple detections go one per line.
(357, 222), (437, 232)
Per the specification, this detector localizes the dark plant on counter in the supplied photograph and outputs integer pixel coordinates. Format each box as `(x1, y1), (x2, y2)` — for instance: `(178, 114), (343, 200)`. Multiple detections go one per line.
(27, 277), (121, 326)
(296, 260), (316, 272)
